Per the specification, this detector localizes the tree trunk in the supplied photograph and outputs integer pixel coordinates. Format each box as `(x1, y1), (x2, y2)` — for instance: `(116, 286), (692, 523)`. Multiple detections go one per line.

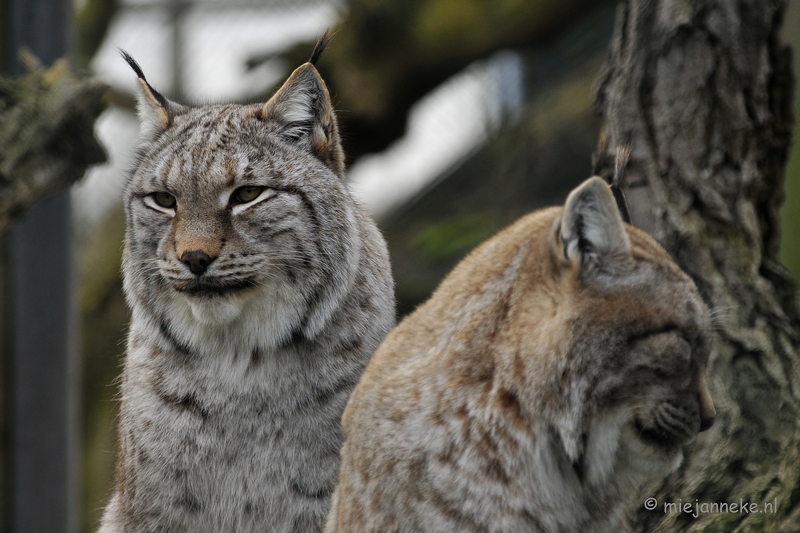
(595, 0), (800, 531)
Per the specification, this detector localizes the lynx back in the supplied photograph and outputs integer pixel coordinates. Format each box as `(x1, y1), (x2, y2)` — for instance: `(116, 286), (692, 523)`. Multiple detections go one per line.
(326, 177), (715, 533)
(99, 36), (395, 533)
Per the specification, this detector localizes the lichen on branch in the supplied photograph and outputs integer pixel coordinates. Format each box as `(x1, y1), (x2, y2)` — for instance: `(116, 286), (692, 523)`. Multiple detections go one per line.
(0, 53), (107, 232)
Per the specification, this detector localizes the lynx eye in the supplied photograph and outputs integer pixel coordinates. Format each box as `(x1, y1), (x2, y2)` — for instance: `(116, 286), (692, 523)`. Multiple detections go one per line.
(152, 192), (176, 209)
(231, 186), (265, 205)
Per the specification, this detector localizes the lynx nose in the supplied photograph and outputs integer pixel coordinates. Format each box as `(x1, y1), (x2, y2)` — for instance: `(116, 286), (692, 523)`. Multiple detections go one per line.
(699, 412), (715, 432)
(181, 250), (215, 276)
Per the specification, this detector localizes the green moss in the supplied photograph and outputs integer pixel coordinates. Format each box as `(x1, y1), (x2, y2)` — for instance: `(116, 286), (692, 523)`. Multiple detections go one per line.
(75, 0), (118, 69)
(779, 0), (800, 282)
(78, 206), (124, 313)
(411, 213), (499, 261)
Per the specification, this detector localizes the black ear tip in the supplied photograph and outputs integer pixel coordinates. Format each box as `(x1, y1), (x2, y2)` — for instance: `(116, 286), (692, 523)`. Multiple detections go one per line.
(309, 29), (334, 65)
(611, 144), (632, 224)
(119, 50), (171, 109)
(613, 144), (632, 189)
(119, 49), (146, 80)
(591, 129), (609, 177)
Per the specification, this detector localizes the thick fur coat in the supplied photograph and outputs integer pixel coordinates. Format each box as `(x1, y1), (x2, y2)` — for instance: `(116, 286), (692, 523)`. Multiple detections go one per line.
(326, 178), (715, 533)
(99, 37), (395, 533)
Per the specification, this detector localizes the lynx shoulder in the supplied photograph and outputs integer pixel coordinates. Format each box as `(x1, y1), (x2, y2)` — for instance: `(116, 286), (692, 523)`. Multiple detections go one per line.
(325, 177), (715, 533)
(98, 34), (395, 533)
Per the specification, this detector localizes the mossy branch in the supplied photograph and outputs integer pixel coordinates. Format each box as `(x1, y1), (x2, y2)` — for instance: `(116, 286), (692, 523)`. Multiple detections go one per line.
(0, 53), (107, 232)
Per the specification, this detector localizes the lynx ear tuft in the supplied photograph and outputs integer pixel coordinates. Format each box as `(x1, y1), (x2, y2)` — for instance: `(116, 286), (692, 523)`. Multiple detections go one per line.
(120, 50), (176, 139)
(560, 177), (631, 275)
(610, 144), (632, 224)
(309, 29), (333, 66)
(260, 38), (344, 177)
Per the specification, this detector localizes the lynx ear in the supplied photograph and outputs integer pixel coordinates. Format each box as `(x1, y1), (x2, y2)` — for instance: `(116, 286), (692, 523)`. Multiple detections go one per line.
(120, 50), (179, 139)
(260, 43), (344, 177)
(560, 177), (631, 275)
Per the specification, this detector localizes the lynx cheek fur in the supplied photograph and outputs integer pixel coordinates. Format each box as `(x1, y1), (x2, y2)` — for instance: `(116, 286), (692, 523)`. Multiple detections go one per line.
(326, 177), (716, 533)
(99, 36), (395, 533)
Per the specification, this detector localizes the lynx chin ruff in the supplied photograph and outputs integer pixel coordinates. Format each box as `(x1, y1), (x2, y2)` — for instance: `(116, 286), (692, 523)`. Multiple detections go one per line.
(99, 35), (395, 532)
(325, 177), (715, 533)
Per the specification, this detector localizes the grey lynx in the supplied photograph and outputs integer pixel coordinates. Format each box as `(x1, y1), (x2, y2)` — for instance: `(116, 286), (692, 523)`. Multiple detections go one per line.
(326, 177), (715, 533)
(99, 34), (395, 532)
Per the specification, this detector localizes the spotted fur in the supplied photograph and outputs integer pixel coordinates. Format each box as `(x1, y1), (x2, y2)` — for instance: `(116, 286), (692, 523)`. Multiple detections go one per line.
(325, 177), (715, 533)
(99, 36), (395, 533)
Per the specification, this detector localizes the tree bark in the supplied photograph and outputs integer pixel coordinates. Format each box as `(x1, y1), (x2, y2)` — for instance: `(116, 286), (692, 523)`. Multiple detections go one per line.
(0, 55), (106, 233)
(595, 0), (800, 531)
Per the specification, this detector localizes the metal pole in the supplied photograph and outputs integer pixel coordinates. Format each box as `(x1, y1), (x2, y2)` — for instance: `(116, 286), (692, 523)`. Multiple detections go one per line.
(168, 0), (187, 101)
(4, 0), (79, 531)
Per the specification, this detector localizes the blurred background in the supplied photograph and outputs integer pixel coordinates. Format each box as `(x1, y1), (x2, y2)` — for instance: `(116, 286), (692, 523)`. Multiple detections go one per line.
(0, 0), (799, 531)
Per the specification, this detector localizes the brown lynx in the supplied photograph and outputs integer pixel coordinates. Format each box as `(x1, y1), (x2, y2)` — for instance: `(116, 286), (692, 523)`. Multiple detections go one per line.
(325, 177), (715, 533)
(99, 35), (395, 532)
